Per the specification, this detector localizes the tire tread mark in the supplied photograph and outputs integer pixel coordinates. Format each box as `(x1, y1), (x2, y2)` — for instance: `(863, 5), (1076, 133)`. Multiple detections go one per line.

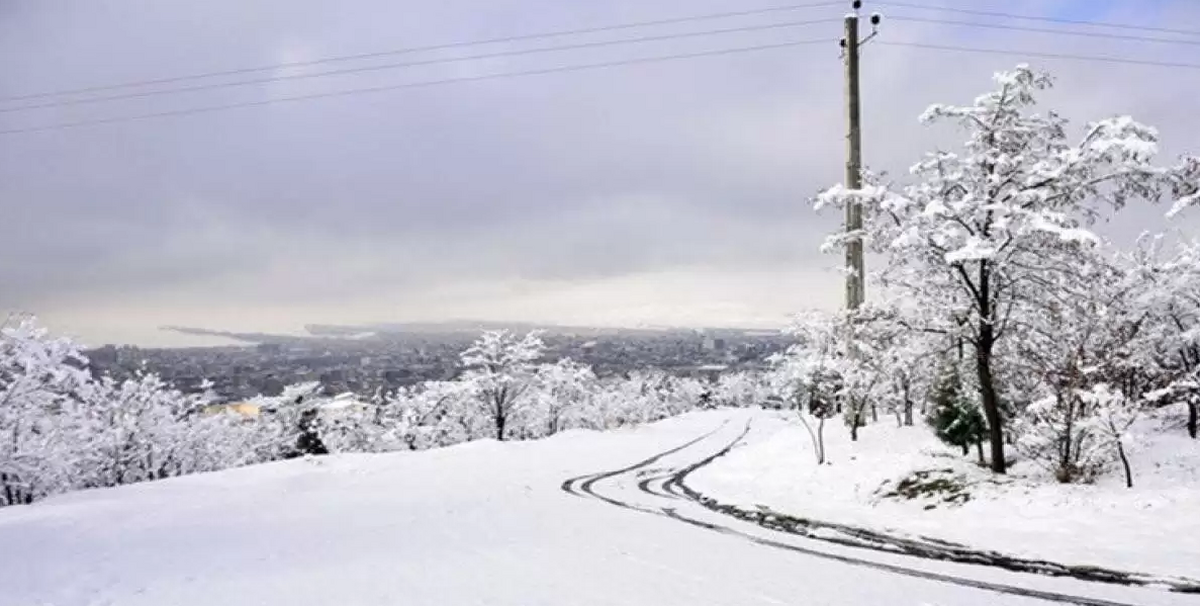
(670, 423), (1200, 595)
(561, 420), (727, 499)
(568, 419), (1147, 606)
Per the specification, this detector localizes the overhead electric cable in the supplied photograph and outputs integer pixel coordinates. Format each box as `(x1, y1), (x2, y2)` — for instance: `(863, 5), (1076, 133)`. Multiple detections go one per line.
(876, 1), (1200, 37)
(878, 40), (1200, 70)
(0, 1), (843, 103)
(0, 38), (836, 136)
(889, 15), (1200, 46)
(0, 17), (842, 113)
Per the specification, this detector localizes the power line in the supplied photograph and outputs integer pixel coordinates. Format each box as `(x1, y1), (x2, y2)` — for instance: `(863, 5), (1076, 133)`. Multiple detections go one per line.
(0, 17), (842, 114)
(0, 38), (836, 136)
(890, 15), (1200, 47)
(875, 1), (1200, 38)
(878, 40), (1200, 70)
(0, 1), (842, 104)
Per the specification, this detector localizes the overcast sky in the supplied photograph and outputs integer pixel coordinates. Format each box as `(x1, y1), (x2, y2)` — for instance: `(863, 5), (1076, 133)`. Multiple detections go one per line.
(0, 0), (1197, 346)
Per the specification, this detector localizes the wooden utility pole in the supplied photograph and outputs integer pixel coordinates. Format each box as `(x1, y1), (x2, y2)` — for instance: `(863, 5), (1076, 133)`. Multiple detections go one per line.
(839, 3), (873, 443)
(843, 6), (865, 312)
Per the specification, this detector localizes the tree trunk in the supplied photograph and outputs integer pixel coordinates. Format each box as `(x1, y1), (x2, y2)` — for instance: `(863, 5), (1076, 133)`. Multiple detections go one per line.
(816, 416), (827, 465)
(1189, 400), (1198, 440)
(849, 402), (863, 442)
(977, 342), (1006, 473)
(1061, 392), (1074, 480)
(1116, 439), (1134, 488)
(798, 411), (824, 465)
(976, 439), (986, 466)
(494, 395), (506, 442)
(975, 260), (1007, 474)
(903, 382), (914, 426)
(1, 473), (15, 506)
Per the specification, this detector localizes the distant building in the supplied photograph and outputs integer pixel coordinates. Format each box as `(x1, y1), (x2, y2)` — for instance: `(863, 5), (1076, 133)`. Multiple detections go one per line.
(89, 345), (119, 366)
(259, 377), (285, 397)
(256, 343), (284, 355)
(201, 402), (261, 418)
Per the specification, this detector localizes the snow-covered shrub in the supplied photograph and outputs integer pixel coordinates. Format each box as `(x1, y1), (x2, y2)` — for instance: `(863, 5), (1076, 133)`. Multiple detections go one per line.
(713, 372), (768, 408)
(1015, 384), (1140, 485)
(585, 370), (702, 429)
(665, 376), (707, 417)
(76, 373), (240, 487)
(248, 381), (326, 458)
(0, 317), (283, 506)
(382, 380), (476, 451)
(520, 358), (599, 437)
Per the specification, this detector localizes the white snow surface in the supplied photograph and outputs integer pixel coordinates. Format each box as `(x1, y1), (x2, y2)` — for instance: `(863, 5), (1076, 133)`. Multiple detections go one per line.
(690, 407), (1200, 580)
(1, 409), (1193, 606)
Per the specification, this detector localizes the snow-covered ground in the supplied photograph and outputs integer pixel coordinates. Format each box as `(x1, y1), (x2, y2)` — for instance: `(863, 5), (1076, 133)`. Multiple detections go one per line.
(690, 406), (1200, 580)
(2, 408), (1194, 606)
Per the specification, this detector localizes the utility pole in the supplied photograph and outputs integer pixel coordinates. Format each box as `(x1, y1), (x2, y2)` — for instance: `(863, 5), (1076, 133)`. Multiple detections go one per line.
(838, 4), (880, 441)
(843, 9), (863, 311)
(840, 1), (879, 312)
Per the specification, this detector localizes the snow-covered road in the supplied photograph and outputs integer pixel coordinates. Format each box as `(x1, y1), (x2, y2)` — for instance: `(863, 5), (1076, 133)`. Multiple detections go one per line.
(0, 409), (1190, 606)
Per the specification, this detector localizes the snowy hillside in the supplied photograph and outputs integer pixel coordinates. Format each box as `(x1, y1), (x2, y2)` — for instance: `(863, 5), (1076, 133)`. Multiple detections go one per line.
(690, 405), (1200, 579)
(2, 409), (1196, 606)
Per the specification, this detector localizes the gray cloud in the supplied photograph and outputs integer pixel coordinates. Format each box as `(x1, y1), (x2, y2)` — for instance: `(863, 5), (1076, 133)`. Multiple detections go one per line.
(0, 0), (1197, 344)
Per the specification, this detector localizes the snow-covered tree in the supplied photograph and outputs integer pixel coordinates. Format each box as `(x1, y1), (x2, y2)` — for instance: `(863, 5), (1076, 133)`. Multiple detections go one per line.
(250, 381), (328, 458)
(590, 370), (700, 428)
(927, 364), (987, 462)
(459, 330), (546, 441)
(79, 374), (207, 486)
(311, 394), (383, 454)
(1129, 236), (1200, 438)
(0, 316), (279, 505)
(524, 358), (599, 437)
(73, 372), (268, 488)
(816, 65), (1200, 473)
(1085, 384), (1140, 488)
(381, 380), (475, 451)
(593, 374), (651, 428)
(1001, 233), (1193, 485)
(767, 312), (847, 463)
(0, 318), (743, 506)
(666, 376), (707, 417)
(0, 316), (93, 505)
(714, 371), (770, 408)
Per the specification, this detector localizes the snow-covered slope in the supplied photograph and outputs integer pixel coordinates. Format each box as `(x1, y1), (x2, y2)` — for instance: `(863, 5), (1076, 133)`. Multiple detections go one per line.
(1, 408), (1191, 606)
(690, 408), (1200, 579)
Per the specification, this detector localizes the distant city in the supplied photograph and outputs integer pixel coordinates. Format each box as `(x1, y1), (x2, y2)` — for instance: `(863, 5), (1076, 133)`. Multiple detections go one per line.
(85, 321), (791, 402)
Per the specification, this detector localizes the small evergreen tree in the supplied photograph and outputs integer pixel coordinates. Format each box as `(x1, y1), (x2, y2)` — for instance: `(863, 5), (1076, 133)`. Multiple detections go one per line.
(926, 366), (986, 461)
(289, 408), (328, 458)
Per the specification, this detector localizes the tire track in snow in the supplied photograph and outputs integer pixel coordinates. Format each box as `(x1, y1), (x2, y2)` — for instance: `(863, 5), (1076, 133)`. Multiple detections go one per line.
(669, 424), (1200, 595)
(560, 420), (726, 509)
(563, 418), (1148, 606)
(635, 472), (679, 500)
